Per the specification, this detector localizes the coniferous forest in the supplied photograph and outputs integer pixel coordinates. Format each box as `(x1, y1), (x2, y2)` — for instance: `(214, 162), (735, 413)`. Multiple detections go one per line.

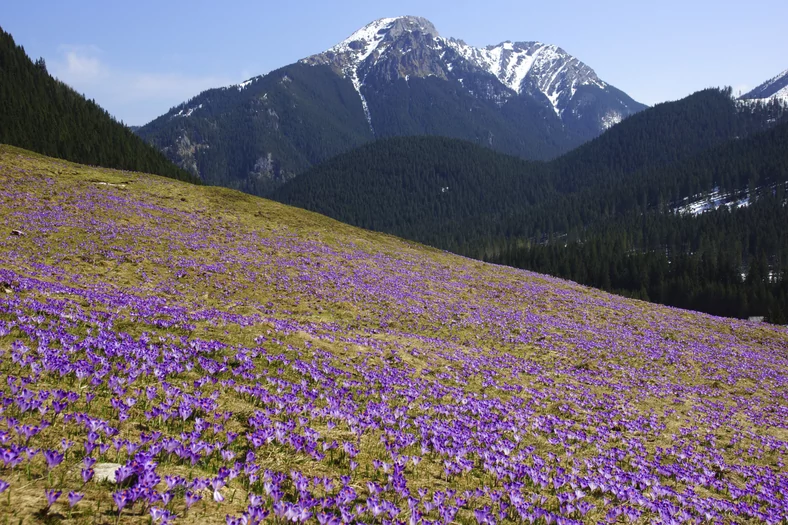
(0, 27), (198, 183)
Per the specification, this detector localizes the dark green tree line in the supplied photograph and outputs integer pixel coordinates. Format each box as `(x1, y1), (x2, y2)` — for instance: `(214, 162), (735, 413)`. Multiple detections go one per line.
(0, 27), (198, 183)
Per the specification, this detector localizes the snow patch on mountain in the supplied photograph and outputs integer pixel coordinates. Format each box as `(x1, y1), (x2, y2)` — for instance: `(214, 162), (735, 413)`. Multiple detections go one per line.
(442, 37), (608, 115)
(674, 182), (788, 217)
(172, 103), (203, 119)
(740, 68), (788, 105)
(674, 188), (751, 216)
(330, 17), (399, 64)
(443, 39), (543, 94)
(303, 17), (401, 130)
(601, 111), (623, 130)
(752, 85), (788, 104)
(303, 16), (619, 119)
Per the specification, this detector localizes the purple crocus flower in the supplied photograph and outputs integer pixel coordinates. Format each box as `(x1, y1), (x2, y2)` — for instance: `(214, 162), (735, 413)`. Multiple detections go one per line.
(160, 491), (173, 506)
(0, 480), (9, 493)
(68, 491), (84, 507)
(0, 450), (20, 469)
(294, 505), (312, 523)
(248, 505), (270, 523)
(114, 465), (133, 483)
(178, 405), (192, 421)
(317, 512), (342, 525)
(184, 490), (202, 508)
(475, 507), (496, 525)
(211, 478), (226, 491)
(191, 478), (209, 491)
(81, 468), (94, 483)
(164, 475), (183, 490)
(273, 501), (287, 519)
(45, 489), (62, 507)
(112, 490), (128, 511)
(43, 449), (64, 470)
(150, 507), (166, 522)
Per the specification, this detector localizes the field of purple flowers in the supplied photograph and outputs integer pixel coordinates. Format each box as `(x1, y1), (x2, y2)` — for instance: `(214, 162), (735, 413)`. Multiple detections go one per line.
(0, 144), (786, 524)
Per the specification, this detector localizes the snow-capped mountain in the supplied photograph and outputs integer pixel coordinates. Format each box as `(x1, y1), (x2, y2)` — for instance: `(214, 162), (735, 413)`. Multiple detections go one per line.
(300, 17), (441, 127)
(448, 40), (607, 114)
(302, 16), (641, 131)
(137, 15), (646, 194)
(740, 68), (788, 105)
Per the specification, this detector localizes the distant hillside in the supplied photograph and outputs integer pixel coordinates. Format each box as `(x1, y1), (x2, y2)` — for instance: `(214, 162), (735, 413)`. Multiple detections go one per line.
(549, 87), (784, 192)
(272, 135), (548, 247)
(137, 63), (373, 195)
(272, 90), (788, 321)
(495, 121), (788, 322)
(274, 89), (786, 249)
(0, 27), (198, 183)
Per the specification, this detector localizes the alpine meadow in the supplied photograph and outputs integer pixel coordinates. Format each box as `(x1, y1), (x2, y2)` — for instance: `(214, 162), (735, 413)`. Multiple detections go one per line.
(1, 6), (787, 525)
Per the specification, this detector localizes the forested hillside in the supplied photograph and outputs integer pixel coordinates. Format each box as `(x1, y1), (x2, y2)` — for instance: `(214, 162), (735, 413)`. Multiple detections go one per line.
(494, 195), (788, 323)
(549, 88), (786, 192)
(273, 91), (788, 322)
(275, 90), (787, 248)
(137, 63), (373, 194)
(272, 136), (547, 242)
(492, 120), (788, 322)
(0, 27), (198, 183)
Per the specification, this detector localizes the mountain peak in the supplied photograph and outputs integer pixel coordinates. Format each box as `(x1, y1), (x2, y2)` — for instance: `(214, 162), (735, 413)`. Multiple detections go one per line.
(322, 16), (438, 59)
(302, 16), (443, 129)
(385, 16), (439, 38)
(485, 40), (542, 51)
(302, 17), (625, 120)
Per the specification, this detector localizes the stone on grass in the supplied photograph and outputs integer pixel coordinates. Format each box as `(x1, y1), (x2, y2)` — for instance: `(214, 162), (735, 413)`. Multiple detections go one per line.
(93, 463), (123, 484)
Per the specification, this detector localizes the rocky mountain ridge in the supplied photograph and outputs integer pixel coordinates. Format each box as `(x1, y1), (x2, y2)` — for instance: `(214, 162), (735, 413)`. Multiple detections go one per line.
(301, 16), (639, 130)
(136, 15), (646, 193)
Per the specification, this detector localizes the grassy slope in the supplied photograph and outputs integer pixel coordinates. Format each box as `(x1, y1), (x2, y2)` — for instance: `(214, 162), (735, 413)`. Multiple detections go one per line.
(0, 144), (786, 524)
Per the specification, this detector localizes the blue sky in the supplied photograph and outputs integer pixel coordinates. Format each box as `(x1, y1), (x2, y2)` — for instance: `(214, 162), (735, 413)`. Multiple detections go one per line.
(4, 0), (786, 125)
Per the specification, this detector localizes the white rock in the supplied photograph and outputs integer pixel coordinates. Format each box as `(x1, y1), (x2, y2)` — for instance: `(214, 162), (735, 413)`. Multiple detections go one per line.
(93, 463), (123, 483)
